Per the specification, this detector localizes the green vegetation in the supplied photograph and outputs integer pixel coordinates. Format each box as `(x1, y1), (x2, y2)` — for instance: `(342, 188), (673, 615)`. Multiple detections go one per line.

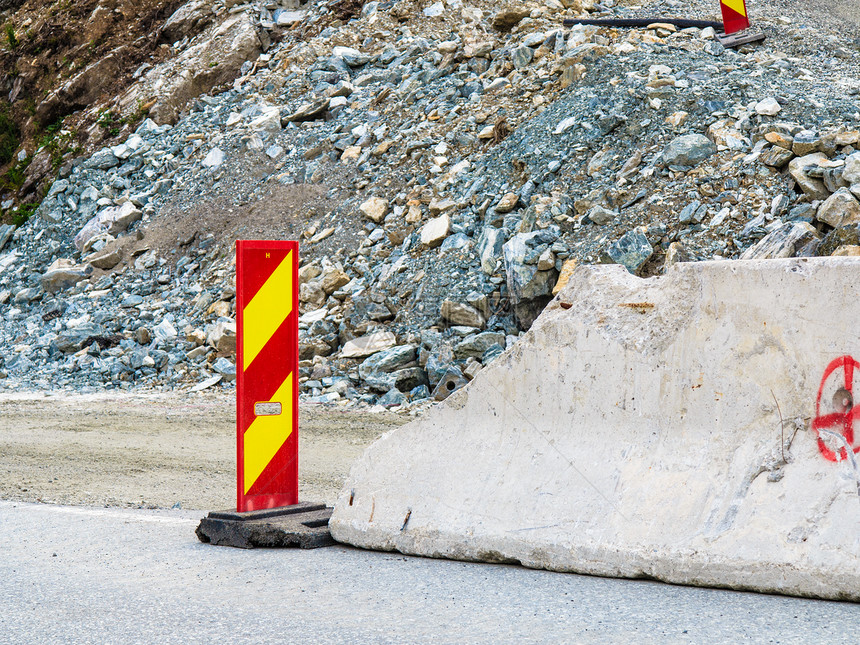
(4, 23), (18, 49)
(38, 120), (80, 171)
(97, 103), (150, 139)
(127, 100), (151, 129)
(0, 156), (30, 192)
(11, 202), (38, 226)
(0, 104), (20, 166)
(97, 110), (123, 137)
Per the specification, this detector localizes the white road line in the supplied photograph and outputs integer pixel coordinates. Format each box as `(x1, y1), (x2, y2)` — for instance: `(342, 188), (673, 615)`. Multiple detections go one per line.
(0, 500), (199, 525)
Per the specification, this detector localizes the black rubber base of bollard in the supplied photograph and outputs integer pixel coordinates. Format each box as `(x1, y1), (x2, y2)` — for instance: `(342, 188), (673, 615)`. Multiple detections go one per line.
(195, 502), (335, 549)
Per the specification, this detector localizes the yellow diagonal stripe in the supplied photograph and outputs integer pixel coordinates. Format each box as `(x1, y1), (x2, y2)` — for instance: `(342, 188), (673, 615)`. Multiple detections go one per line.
(243, 251), (293, 371)
(244, 373), (294, 494)
(722, 0), (746, 16)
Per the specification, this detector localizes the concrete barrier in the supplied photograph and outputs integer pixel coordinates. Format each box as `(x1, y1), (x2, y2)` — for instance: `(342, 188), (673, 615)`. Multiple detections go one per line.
(330, 258), (860, 601)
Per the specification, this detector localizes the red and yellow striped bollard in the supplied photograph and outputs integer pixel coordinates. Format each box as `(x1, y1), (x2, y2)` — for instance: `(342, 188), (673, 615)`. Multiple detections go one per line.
(720, 0), (750, 34)
(235, 240), (299, 513)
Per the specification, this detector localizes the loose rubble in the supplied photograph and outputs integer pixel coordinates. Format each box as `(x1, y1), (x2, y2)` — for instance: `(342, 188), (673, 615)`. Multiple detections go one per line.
(1, 0), (859, 412)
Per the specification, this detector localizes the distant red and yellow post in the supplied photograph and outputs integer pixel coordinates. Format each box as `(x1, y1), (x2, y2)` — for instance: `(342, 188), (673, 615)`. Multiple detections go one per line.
(720, 0), (749, 34)
(235, 240), (299, 512)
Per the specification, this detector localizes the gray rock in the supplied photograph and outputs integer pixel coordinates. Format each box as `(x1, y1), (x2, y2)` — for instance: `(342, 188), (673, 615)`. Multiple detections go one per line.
(212, 357), (236, 380)
(85, 149), (119, 170)
(823, 168), (849, 193)
(477, 227), (505, 274)
(153, 319), (177, 342)
(481, 343), (505, 364)
(678, 201), (705, 224)
(55, 323), (103, 352)
(760, 146), (794, 168)
(587, 205), (616, 225)
(460, 81), (483, 99)
(377, 388), (407, 407)
(786, 203), (817, 223)
(202, 147), (224, 168)
(431, 367), (468, 401)
(7, 354), (34, 375)
(788, 153), (830, 200)
(283, 98), (330, 123)
(40, 259), (93, 293)
(358, 345), (417, 381)
(512, 45), (534, 69)
(13, 287), (42, 304)
(440, 232), (471, 252)
(771, 195), (791, 218)
(274, 9), (305, 26)
(333, 46), (370, 66)
(74, 202), (142, 251)
(816, 188), (860, 229)
(364, 367), (428, 393)
(454, 332), (505, 359)
(740, 222), (819, 260)
(408, 384), (431, 401)
(503, 231), (559, 328)
(791, 130), (821, 156)
(425, 349), (454, 387)
(0, 224), (14, 251)
(606, 230), (653, 274)
(77, 186), (100, 219)
(843, 152), (860, 184)
(661, 134), (717, 167)
(366, 303), (393, 322)
(440, 299), (485, 329)
(703, 40), (724, 56)
(300, 337), (333, 360)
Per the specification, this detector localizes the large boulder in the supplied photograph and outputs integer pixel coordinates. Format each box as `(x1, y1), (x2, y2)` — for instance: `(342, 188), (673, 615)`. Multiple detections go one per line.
(788, 153), (830, 200)
(661, 134), (717, 167)
(816, 188), (860, 229)
(73, 202), (142, 251)
(503, 231), (559, 329)
(118, 14), (262, 125)
(40, 259), (93, 293)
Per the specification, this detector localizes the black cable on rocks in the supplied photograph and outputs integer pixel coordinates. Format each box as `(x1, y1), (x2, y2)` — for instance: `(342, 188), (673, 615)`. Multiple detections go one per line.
(562, 18), (724, 30)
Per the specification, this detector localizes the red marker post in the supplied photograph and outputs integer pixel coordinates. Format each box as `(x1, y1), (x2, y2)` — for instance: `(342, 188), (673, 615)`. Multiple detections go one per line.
(719, 0), (750, 34)
(235, 240), (299, 512)
(196, 240), (335, 548)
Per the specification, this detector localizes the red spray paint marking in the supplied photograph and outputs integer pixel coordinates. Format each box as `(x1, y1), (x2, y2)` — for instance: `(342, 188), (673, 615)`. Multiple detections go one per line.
(811, 355), (860, 462)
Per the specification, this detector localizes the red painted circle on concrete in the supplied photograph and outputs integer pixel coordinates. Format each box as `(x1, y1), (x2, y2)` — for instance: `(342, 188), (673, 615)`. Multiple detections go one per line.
(811, 355), (860, 462)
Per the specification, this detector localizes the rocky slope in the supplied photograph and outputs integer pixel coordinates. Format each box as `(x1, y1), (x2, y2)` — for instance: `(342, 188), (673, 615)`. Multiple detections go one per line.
(1, 0), (859, 410)
(0, 0), (305, 219)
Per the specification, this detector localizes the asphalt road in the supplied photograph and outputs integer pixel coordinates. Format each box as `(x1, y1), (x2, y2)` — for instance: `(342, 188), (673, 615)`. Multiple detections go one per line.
(2, 501), (858, 644)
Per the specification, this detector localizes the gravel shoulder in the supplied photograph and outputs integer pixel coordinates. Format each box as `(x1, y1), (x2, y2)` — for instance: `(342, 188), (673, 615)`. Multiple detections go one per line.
(0, 392), (409, 510)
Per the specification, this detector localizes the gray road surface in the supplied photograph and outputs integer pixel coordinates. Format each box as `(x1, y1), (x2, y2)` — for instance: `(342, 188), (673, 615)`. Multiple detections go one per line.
(1, 501), (858, 644)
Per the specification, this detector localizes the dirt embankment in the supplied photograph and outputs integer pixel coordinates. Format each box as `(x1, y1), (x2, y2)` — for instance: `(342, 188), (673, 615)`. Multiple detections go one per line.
(0, 392), (409, 509)
(0, 1), (187, 207)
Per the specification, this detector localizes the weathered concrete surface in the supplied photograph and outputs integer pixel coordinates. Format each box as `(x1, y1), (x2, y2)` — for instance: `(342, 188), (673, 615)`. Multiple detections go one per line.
(331, 258), (860, 601)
